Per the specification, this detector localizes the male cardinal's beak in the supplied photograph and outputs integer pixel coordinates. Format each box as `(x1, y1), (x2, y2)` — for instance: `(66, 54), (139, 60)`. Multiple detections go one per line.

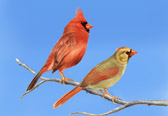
(86, 23), (93, 29)
(130, 49), (138, 57)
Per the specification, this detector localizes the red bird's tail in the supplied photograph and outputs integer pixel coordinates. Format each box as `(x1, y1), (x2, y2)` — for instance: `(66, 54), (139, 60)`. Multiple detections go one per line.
(26, 62), (52, 91)
(53, 86), (83, 109)
(27, 73), (42, 91)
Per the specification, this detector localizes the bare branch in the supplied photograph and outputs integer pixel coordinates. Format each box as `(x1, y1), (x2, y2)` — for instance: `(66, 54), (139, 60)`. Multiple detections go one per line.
(16, 58), (168, 116)
(70, 100), (168, 116)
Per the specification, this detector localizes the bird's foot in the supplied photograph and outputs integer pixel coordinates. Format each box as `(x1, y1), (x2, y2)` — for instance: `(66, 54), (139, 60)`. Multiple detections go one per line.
(64, 78), (72, 84)
(59, 78), (72, 84)
(111, 96), (119, 104)
(99, 89), (106, 99)
(102, 93), (106, 99)
(103, 88), (119, 104)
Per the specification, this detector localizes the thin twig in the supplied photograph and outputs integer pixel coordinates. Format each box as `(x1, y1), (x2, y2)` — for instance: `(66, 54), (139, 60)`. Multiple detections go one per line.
(16, 58), (168, 116)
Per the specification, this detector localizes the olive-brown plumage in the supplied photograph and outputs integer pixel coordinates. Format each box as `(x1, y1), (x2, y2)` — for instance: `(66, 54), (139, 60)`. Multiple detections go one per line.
(53, 47), (137, 109)
(27, 8), (93, 91)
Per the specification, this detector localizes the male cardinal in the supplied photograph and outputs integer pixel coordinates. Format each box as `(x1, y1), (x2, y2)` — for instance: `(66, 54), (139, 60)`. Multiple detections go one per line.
(27, 8), (93, 91)
(53, 47), (137, 109)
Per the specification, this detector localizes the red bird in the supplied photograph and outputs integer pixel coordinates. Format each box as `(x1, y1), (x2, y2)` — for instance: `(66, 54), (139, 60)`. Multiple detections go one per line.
(27, 8), (93, 91)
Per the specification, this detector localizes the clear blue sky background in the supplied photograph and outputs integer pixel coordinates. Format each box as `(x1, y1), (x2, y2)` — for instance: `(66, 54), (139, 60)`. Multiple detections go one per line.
(1, 0), (168, 116)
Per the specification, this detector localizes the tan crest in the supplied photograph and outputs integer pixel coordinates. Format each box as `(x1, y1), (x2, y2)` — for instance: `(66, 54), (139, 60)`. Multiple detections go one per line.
(116, 47), (126, 51)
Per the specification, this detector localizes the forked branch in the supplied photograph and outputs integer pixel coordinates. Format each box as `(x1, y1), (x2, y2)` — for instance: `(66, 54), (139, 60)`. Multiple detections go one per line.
(16, 58), (168, 116)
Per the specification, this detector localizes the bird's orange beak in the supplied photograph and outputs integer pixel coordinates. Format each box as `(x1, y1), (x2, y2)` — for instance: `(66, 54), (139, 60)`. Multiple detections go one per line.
(85, 23), (93, 29)
(130, 49), (138, 57)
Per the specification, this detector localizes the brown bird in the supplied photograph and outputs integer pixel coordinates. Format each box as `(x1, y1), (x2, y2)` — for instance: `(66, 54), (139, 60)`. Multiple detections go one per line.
(53, 47), (137, 109)
(27, 8), (93, 91)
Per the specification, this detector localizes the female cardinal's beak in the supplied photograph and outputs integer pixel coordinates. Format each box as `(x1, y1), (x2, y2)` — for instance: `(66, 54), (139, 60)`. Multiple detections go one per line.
(86, 23), (93, 29)
(130, 49), (138, 57)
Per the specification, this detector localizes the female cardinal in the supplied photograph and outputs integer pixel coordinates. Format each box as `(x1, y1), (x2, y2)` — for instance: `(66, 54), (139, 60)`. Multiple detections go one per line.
(53, 47), (137, 109)
(27, 8), (93, 91)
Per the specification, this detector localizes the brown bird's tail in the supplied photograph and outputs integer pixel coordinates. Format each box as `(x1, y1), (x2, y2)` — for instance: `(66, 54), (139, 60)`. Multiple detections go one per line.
(27, 73), (42, 91)
(53, 86), (83, 109)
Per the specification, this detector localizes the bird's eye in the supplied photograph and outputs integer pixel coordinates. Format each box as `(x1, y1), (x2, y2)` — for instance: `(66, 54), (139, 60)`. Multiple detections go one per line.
(81, 21), (87, 25)
(81, 22), (89, 32)
(126, 52), (130, 55)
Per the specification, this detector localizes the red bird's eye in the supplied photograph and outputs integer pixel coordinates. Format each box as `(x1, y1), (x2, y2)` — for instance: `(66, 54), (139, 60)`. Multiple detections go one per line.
(81, 22), (87, 26)
(81, 21), (90, 32)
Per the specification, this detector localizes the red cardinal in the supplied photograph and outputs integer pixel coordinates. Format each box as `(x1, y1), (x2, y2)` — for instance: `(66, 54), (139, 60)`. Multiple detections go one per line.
(27, 8), (93, 91)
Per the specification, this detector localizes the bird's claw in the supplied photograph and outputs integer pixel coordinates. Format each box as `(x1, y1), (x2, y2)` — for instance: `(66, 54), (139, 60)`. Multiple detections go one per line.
(112, 96), (119, 104)
(102, 93), (105, 99)
(59, 79), (64, 84)
(60, 78), (72, 84)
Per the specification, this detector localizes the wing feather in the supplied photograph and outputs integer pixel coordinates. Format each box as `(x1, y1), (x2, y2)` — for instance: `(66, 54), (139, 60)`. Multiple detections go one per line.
(51, 32), (76, 71)
(81, 67), (120, 87)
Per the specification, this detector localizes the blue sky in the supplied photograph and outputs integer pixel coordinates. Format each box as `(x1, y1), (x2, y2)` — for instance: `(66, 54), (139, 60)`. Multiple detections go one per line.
(1, 0), (168, 116)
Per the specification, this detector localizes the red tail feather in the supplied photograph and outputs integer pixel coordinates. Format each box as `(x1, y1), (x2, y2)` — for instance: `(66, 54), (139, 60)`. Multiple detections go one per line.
(53, 86), (83, 109)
